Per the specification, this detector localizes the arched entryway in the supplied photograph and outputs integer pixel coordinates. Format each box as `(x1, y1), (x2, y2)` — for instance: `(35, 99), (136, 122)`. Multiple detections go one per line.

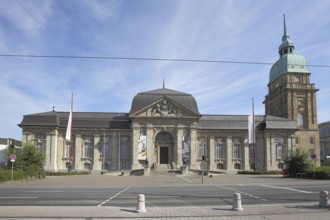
(155, 132), (174, 166)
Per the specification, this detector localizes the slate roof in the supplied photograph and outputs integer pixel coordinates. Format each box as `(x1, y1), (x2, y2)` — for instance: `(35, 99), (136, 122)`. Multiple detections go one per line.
(129, 88), (201, 115)
(19, 110), (297, 131)
(19, 111), (131, 129)
(199, 114), (297, 130)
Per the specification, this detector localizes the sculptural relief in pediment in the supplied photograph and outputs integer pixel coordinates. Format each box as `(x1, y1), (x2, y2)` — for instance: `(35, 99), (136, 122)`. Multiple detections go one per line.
(151, 99), (177, 117)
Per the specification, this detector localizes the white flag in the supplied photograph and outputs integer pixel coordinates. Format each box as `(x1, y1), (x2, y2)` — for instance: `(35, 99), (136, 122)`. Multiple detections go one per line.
(65, 94), (73, 142)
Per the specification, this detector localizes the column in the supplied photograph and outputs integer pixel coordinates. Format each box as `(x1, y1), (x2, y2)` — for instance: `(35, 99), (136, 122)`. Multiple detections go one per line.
(146, 123), (154, 165)
(131, 123), (142, 169)
(190, 127), (198, 169)
(111, 131), (118, 170)
(226, 136), (233, 172)
(74, 134), (82, 171)
(44, 133), (53, 171)
(51, 130), (58, 172)
(176, 126), (184, 169)
(209, 136), (215, 170)
(93, 134), (101, 171)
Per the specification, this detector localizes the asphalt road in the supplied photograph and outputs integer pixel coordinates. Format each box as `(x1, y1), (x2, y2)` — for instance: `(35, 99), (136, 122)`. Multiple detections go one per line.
(1, 174), (329, 208)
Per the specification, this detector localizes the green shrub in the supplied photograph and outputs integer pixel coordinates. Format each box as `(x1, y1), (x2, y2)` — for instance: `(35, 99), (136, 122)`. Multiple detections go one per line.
(306, 167), (330, 179)
(285, 148), (313, 177)
(0, 169), (25, 182)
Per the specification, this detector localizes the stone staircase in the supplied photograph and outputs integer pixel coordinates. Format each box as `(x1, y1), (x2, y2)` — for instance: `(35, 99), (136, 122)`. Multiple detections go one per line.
(151, 164), (181, 176)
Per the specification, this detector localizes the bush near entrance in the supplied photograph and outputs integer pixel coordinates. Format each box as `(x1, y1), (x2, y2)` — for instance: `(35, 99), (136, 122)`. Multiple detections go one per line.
(285, 147), (313, 178)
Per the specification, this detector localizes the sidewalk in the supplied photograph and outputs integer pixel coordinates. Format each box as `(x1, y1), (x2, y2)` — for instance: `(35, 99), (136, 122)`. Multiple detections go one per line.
(1, 203), (329, 219)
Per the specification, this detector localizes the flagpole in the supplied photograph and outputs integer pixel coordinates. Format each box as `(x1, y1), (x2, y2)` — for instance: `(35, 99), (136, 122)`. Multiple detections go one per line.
(252, 97), (256, 171)
(70, 93), (73, 162)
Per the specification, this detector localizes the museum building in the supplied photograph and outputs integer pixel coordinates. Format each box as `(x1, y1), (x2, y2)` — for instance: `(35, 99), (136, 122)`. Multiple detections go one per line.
(18, 18), (320, 173)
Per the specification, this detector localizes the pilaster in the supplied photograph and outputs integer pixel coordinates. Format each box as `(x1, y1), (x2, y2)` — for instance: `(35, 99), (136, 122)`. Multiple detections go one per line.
(209, 136), (215, 170)
(146, 123), (154, 165)
(131, 123), (142, 169)
(176, 126), (184, 168)
(111, 131), (118, 170)
(226, 136), (233, 172)
(74, 134), (82, 171)
(93, 135), (101, 170)
(190, 127), (198, 169)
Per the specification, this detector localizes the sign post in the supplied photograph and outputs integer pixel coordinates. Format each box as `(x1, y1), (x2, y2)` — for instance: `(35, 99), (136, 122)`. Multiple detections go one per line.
(311, 154), (317, 179)
(10, 154), (16, 181)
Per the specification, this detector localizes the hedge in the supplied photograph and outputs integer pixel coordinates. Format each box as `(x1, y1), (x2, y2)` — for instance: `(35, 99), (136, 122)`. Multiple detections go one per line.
(237, 170), (282, 175)
(45, 171), (90, 176)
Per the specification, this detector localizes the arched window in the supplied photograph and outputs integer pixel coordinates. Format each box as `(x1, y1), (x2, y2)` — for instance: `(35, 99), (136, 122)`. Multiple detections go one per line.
(217, 163), (224, 170)
(155, 132), (173, 142)
(234, 163), (241, 170)
(278, 163), (284, 169)
(250, 163), (255, 170)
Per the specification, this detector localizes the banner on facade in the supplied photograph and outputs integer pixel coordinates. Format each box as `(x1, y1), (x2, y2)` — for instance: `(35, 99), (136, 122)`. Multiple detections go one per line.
(248, 115), (255, 144)
(138, 135), (147, 160)
(182, 134), (190, 163)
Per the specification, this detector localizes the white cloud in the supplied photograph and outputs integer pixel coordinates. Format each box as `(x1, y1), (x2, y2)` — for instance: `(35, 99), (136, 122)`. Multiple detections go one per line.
(0, 0), (52, 35)
(1, 0), (330, 140)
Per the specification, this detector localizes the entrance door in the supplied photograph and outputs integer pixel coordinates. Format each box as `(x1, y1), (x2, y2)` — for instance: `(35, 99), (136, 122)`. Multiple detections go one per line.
(160, 147), (169, 164)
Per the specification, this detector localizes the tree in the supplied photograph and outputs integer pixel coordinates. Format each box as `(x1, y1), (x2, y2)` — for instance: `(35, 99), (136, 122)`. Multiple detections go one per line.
(7, 144), (45, 179)
(285, 147), (313, 177)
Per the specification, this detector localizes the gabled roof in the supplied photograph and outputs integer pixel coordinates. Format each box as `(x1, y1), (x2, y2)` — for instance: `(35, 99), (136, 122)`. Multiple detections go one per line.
(129, 88), (200, 116)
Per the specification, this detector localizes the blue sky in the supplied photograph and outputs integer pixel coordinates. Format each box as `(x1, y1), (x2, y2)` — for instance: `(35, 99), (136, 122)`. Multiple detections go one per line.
(1, 0), (330, 140)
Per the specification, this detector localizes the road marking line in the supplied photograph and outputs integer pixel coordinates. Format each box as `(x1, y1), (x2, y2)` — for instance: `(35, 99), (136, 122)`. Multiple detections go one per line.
(261, 185), (313, 194)
(0, 197), (37, 199)
(216, 185), (268, 201)
(97, 186), (131, 207)
(25, 191), (63, 193)
(176, 175), (194, 183)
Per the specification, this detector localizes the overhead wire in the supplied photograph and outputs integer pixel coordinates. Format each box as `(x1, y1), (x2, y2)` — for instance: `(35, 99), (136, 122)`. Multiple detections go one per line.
(0, 54), (329, 68)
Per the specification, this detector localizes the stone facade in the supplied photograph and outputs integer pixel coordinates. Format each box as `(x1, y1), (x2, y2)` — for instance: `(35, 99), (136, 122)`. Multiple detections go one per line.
(18, 18), (320, 173)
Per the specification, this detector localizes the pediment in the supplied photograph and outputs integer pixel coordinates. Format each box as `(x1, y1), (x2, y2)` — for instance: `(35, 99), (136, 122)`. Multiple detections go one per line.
(129, 98), (200, 118)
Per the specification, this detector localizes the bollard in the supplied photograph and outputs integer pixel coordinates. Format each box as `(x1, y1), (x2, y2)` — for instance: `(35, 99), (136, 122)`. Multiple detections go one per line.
(136, 194), (146, 213)
(232, 193), (243, 211)
(318, 190), (329, 207)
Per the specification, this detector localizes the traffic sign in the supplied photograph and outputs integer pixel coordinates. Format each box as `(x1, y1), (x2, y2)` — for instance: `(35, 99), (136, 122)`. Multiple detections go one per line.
(10, 154), (16, 162)
(311, 154), (317, 160)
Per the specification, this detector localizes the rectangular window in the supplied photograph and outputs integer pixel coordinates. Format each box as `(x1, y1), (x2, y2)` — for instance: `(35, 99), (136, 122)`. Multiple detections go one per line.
(83, 136), (92, 158)
(120, 136), (129, 159)
(216, 137), (225, 159)
(198, 137), (206, 159)
(102, 136), (111, 160)
(35, 133), (46, 156)
(249, 144), (254, 159)
(233, 137), (242, 159)
(276, 144), (283, 158)
(292, 137), (299, 145)
(103, 143), (110, 160)
(309, 137), (314, 144)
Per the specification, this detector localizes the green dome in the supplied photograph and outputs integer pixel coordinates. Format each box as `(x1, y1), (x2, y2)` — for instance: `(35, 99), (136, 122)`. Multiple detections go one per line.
(269, 53), (310, 83)
(269, 15), (310, 83)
